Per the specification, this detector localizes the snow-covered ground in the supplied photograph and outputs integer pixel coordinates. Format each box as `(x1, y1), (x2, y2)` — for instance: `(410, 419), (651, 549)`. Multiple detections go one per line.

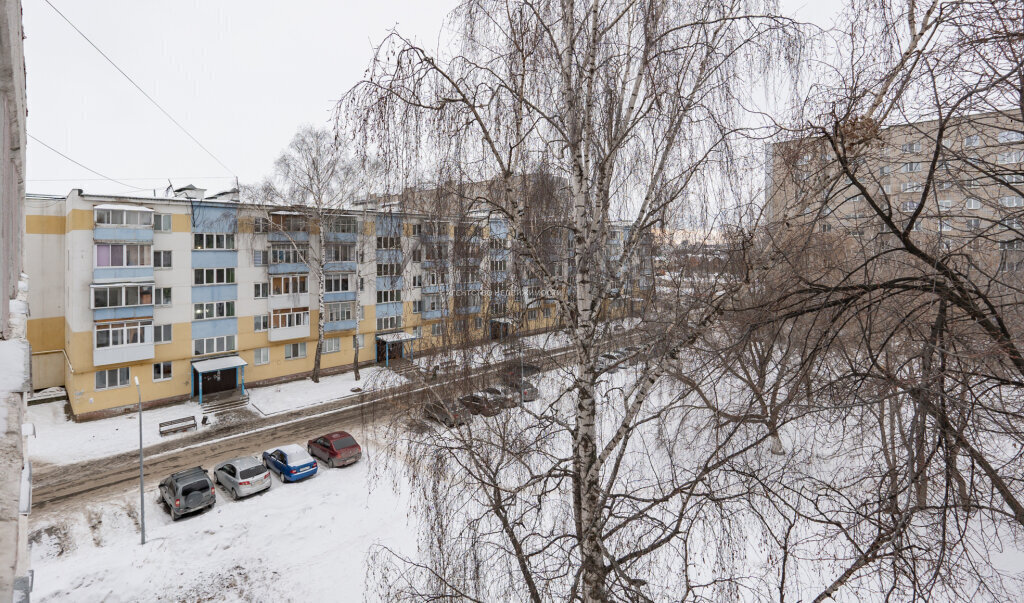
(248, 366), (408, 417)
(27, 400), (216, 465)
(29, 441), (417, 602)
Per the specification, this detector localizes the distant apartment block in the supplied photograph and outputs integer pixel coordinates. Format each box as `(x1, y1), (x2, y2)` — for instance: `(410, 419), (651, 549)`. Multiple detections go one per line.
(23, 183), (650, 420)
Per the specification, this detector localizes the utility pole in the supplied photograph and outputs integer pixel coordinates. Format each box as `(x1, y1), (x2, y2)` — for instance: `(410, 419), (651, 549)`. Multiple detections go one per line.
(135, 376), (146, 545)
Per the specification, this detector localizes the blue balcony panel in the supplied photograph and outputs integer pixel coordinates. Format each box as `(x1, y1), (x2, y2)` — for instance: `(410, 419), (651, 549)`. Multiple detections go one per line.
(375, 215), (402, 236)
(376, 302), (403, 318)
(93, 267), (153, 283)
(93, 227), (154, 243)
(489, 220), (509, 237)
(325, 319), (358, 333)
(191, 317), (238, 339)
(421, 309), (449, 320)
(421, 259), (449, 269)
(376, 276), (404, 291)
(455, 305), (481, 315)
(422, 284), (449, 295)
(268, 262), (309, 275)
(454, 282), (483, 291)
(375, 249), (403, 263)
(191, 249), (238, 269)
(324, 291), (357, 303)
(268, 231), (309, 243)
(325, 261), (357, 273)
(191, 203), (238, 232)
(191, 284), (238, 303)
(94, 305), (153, 321)
(326, 232), (358, 243)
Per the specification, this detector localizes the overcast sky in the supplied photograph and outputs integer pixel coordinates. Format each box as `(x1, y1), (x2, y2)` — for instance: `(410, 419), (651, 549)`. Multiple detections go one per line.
(23, 0), (842, 197)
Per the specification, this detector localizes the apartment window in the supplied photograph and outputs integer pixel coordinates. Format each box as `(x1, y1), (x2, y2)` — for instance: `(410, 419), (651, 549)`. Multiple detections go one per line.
(376, 263), (401, 277)
(1002, 218), (1022, 229)
(92, 284), (153, 309)
(154, 324), (172, 344)
(326, 301), (354, 322)
(193, 335), (236, 356)
(411, 275), (423, 288)
(901, 182), (923, 193)
(1000, 239), (1024, 251)
(153, 362), (172, 382)
(412, 300), (423, 313)
(327, 216), (357, 233)
(543, 307), (552, 318)
(965, 178), (980, 188)
(355, 334), (364, 349)
(325, 273), (354, 293)
(1000, 196), (1024, 208)
(901, 141), (921, 153)
(254, 217), (270, 233)
(323, 337), (341, 354)
(193, 301), (235, 321)
(377, 315), (402, 331)
(254, 315), (270, 332)
(901, 162), (921, 173)
(253, 250), (269, 266)
(425, 295), (442, 311)
(377, 289), (402, 304)
(193, 268), (236, 285)
(426, 245), (449, 261)
(818, 223), (833, 233)
(254, 283), (269, 299)
(411, 224), (422, 236)
(474, 317), (483, 329)
(997, 150), (1024, 165)
(270, 244), (305, 264)
(964, 135), (980, 147)
(878, 165), (892, 176)
(95, 320), (151, 348)
(271, 274), (308, 295)
(997, 130), (1024, 144)
(966, 218), (982, 230)
(413, 326), (423, 338)
(411, 248), (422, 262)
(254, 347), (270, 365)
(965, 198), (981, 210)
(95, 367), (130, 391)
(912, 221), (926, 232)
(527, 309), (538, 321)
(284, 342), (307, 359)
(937, 199), (953, 211)
(272, 214), (306, 232)
(938, 220), (952, 232)
(94, 207), (153, 226)
(936, 181), (953, 190)
(193, 233), (236, 250)
(431, 323), (442, 336)
(153, 251), (172, 268)
(325, 243), (355, 262)
(95, 243), (152, 267)
(489, 259), (507, 272)
(154, 287), (172, 306)
(153, 213), (172, 232)
(272, 308), (310, 329)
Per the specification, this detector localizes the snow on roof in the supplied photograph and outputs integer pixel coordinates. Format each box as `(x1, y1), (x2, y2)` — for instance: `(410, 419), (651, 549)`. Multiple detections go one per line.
(490, 317), (517, 324)
(270, 210), (305, 215)
(277, 444), (313, 462)
(94, 203), (154, 212)
(377, 332), (418, 343)
(191, 355), (247, 373)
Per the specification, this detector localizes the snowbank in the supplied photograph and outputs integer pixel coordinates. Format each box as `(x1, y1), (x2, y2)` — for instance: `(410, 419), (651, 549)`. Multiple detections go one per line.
(247, 367), (408, 417)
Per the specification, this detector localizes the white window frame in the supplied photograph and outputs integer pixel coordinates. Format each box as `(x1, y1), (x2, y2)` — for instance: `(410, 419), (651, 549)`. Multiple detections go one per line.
(153, 361), (172, 382)
(153, 213), (172, 232)
(193, 335), (236, 356)
(154, 287), (172, 306)
(95, 367), (130, 391)
(323, 337), (341, 354)
(254, 315), (269, 332)
(254, 282), (269, 299)
(193, 268), (236, 286)
(153, 250), (172, 269)
(284, 342), (307, 360)
(154, 324), (172, 344)
(193, 233), (236, 250)
(254, 347), (270, 365)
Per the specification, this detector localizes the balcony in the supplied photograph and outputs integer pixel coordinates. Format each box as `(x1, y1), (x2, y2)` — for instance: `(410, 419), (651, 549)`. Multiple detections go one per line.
(94, 343), (154, 367)
(325, 319), (358, 333)
(268, 323), (309, 342)
(421, 309), (448, 320)
(93, 227), (153, 243)
(268, 231), (309, 243)
(269, 292), (310, 310)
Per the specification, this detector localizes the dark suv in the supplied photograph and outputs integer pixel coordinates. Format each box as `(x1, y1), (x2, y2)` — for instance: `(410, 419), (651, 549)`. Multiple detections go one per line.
(159, 467), (216, 521)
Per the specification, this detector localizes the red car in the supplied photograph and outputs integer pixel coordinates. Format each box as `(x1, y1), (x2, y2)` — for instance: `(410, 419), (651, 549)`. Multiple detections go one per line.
(307, 431), (362, 468)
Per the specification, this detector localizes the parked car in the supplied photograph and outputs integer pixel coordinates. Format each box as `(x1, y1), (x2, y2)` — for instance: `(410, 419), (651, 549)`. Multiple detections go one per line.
(459, 393), (502, 417)
(307, 431), (362, 468)
(263, 444), (318, 482)
(424, 398), (470, 426)
(213, 456), (272, 500)
(159, 467), (216, 521)
(482, 385), (517, 408)
(503, 378), (540, 402)
(505, 363), (542, 381)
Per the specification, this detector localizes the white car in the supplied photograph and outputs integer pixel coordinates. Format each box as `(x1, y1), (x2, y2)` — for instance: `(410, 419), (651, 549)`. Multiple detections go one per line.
(213, 455), (272, 500)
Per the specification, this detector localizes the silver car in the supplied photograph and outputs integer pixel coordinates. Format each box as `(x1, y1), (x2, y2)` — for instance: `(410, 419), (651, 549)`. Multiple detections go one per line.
(213, 456), (272, 500)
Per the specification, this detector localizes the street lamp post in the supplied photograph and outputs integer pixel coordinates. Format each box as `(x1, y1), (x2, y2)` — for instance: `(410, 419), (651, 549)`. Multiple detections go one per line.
(135, 376), (146, 545)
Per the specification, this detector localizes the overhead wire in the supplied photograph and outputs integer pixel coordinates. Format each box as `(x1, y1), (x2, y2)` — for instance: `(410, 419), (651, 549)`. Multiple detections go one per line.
(41, 0), (237, 177)
(28, 133), (136, 189)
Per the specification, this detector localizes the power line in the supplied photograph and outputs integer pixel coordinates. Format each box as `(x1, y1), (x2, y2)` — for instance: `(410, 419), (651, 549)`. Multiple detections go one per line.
(28, 176), (237, 182)
(42, 0), (236, 177)
(29, 134), (136, 189)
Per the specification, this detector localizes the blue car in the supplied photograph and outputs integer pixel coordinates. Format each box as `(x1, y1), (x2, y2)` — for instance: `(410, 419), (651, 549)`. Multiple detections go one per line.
(262, 444), (318, 483)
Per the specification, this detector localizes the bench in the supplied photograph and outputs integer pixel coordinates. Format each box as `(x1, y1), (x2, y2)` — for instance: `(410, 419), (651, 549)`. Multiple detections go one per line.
(158, 416), (197, 437)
